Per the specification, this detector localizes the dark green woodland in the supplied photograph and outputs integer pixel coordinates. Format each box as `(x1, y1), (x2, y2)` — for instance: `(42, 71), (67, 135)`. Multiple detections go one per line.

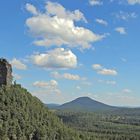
(56, 109), (140, 140)
(1, 84), (140, 140)
(0, 84), (86, 140)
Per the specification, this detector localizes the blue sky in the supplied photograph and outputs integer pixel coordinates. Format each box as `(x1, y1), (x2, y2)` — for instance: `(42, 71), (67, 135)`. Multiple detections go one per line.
(0, 0), (140, 106)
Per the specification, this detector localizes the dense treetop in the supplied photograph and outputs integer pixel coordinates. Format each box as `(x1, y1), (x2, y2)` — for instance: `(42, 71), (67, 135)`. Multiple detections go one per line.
(0, 84), (86, 140)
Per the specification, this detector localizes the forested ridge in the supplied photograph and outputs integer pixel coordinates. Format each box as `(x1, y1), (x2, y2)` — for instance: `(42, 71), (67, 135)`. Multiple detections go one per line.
(0, 84), (87, 140)
(1, 84), (140, 140)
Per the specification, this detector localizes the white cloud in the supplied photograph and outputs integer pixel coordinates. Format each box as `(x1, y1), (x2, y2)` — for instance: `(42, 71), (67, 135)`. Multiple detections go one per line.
(98, 68), (117, 76)
(92, 64), (102, 70)
(95, 19), (108, 26)
(31, 48), (77, 69)
(32, 80), (62, 101)
(115, 27), (126, 34)
(33, 80), (58, 89)
(92, 64), (118, 76)
(89, 0), (103, 6)
(26, 1), (103, 49)
(128, 0), (140, 5)
(46, 1), (87, 22)
(51, 71), (83, 80)
(26, 3), (39, 15)
(32, 89), (62, 101)
(114, 11), (137, 21)
(10, 58), (27, 70)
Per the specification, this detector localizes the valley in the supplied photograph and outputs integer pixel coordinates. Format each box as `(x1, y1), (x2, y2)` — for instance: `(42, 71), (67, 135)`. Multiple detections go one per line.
(48, 97), (140, 140)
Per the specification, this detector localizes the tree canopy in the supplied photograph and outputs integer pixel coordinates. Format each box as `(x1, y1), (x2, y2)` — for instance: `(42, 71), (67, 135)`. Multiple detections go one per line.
(0, 84), (85, 140)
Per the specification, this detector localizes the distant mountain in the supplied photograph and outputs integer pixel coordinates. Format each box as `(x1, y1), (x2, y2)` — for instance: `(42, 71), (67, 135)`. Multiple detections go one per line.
(49, 96), (118, 112)
(45, 103), (60, 109)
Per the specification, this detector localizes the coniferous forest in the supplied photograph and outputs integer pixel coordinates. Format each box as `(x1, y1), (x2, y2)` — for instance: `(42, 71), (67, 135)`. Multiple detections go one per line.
(1, 84), (140, 140)
(0, 85), (85, 140)
(56, 110), (140, 140)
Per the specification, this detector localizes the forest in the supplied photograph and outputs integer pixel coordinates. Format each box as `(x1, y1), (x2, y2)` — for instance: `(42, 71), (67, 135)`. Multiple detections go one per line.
(56, 110), (140, 140)
(1, 84), (140, 140)
(0, 84), (86, 140)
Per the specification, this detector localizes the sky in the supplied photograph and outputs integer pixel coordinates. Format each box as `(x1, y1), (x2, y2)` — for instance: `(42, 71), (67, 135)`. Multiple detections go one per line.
(0, 0), (140, 106)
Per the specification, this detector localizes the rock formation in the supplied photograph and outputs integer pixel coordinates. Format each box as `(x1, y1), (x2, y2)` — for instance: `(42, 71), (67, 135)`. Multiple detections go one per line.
(0, 58), (12, 86)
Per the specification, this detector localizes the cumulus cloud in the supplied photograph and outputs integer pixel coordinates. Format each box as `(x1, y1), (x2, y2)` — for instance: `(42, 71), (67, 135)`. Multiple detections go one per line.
(115, 27), (126, 34)
(63, 73), (80, 80)
(89, 0), (103, 6)
(31, 48), (77, 69)
(128, 0), (140, 5)
(33, 80), (58, 88)
(92, 64), (102, 70)
(92, 64), (118, 76)
(33, 80), (61, 96)
(26, 3), (39, 15)
(10, 58), (27, 70)
(45, 1), (87, 22)
(26, 1), (103, 49)
(51, 71), (84, 80)
(98, 68), (117, 76)
(95, 19), (108, 26)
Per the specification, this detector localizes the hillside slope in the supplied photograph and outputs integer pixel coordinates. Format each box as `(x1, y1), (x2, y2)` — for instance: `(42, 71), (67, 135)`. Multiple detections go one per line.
(56, 97), (117, 112)
(0, 84), (84, 140)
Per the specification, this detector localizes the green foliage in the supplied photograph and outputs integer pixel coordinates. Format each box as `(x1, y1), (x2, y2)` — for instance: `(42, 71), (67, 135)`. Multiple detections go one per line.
(0, 85), (86, 140)
(56, 111), (140, 140)
(2, 84), (139, 140)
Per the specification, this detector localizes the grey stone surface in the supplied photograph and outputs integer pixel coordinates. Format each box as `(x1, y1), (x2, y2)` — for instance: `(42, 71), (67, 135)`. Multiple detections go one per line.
(0, 58), (12, 86)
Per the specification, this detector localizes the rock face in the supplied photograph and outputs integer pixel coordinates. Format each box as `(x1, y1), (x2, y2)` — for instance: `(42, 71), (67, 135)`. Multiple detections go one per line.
(0, 58), (12, 86)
